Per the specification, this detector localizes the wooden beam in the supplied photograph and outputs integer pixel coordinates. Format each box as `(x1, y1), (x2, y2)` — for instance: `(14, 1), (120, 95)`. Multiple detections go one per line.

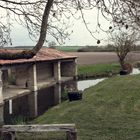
(2, 124), (76, 132)
(1, 131), (16, 140)
(2, 124), (77, 140)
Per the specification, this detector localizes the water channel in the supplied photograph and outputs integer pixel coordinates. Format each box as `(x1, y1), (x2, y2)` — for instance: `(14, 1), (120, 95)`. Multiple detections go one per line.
(78, 78), (106, 91)
(4, 68), (140, 124)
(78, 68), (140, 91)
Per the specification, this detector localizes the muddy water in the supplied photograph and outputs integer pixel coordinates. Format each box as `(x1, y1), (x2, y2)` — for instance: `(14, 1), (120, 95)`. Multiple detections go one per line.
(131, 68), (140, 75)
(77, 78), (106, 91)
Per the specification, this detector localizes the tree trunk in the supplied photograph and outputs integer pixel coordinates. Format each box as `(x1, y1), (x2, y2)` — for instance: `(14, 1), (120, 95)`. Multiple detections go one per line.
(120, 59), (125, 70)
(0, 0), (54, 60)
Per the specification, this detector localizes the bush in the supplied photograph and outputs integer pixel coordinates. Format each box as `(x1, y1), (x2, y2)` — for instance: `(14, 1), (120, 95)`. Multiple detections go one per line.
(61, 86), (68, 101)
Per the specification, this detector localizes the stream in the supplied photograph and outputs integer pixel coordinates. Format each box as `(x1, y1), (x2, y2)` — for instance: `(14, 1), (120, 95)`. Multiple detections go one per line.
(78, 68), (140, 91)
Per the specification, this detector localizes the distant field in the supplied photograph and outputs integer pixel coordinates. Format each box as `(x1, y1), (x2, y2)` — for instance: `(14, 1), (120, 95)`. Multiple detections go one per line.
(56, 45), (104, 52)
(56, 45), (140, 52)
(56, 46), (82, 52)
(55, 46), (140, 65)
(68, 52), (140, 65)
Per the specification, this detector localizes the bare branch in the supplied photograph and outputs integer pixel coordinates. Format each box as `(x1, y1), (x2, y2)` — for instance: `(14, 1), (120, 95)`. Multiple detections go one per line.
(0, 0), (54, 59)
(0, 0), (139, 59)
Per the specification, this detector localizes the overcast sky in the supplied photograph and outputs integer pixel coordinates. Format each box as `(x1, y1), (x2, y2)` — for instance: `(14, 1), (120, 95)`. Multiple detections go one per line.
(10, 9), (111, 47)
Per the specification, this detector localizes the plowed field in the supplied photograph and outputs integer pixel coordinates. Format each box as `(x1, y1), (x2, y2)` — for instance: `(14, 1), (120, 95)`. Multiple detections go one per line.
(70, 52), (140, 65)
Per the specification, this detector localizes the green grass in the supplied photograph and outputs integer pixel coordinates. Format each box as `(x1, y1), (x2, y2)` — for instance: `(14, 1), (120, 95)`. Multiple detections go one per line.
(31, 74), (140, 140)
(78, 63), (121, 75)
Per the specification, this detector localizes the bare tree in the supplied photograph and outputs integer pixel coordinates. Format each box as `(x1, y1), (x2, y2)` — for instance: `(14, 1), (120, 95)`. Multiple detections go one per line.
(48, 41), (56, 48)
(0, 0), (76, 59)
(0, 0), (140, 60)
(109, 30), (138, 71)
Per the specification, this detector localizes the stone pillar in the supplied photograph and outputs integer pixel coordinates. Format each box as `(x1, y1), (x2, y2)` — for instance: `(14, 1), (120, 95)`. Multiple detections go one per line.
(0, 70), (4, 124)
(74, 59), (78, 78)
(27, 64), (38, 118)
(54, 61), (61, 82)
(2, 69), (9, 88)
(54, 61), (61, 105)
(61, 59), (77, 77)
(27, 64), (37, 91)
(54, 83), (61, 105)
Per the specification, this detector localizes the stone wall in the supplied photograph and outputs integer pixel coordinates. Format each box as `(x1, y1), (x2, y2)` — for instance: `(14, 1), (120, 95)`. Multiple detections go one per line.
(61, 60), (76, 77)
(36, 62), (53, 82)
(1, 58), (77, 124)
(12, 64), (30, 87)
(2, 70), (9, 87)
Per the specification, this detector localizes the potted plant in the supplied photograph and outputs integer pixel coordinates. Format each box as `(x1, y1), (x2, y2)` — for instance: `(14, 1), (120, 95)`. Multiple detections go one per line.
(68, 86), (83, 101)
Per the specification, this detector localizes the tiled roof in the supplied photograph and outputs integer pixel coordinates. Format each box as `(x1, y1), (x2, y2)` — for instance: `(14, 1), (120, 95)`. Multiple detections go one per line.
(0, 48), (77, 65)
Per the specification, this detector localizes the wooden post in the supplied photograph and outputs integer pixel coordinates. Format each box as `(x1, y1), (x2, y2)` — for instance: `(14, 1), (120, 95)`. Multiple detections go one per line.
(2, 131), (16, 140)
(67, 131), (77, 140)
(2, 124), (77, 140)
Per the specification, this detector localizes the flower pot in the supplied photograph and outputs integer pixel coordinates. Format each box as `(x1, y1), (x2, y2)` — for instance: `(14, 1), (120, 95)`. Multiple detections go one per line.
(120, 70), (128, 75)
(68, 91), (82, 101)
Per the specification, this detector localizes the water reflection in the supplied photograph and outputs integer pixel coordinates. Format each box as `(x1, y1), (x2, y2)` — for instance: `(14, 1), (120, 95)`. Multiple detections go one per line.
(4, 68), (140, 123)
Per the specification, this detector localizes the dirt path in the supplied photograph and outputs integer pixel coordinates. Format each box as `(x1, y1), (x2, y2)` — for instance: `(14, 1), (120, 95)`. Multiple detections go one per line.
(69, 52), (140, 65)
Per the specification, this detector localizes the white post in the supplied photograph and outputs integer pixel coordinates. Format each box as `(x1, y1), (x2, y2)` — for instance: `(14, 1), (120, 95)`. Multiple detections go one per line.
(9, 99), (12, 115)
(54, 61), (61, 105)
(33, 64), (37, 91)
(28, 64), (38, 118)
(54, 61), (61, 82)
(27, 64), (38, 91)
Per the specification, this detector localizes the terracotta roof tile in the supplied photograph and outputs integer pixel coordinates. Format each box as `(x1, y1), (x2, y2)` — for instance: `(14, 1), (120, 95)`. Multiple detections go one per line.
(0, 48), (77, 65)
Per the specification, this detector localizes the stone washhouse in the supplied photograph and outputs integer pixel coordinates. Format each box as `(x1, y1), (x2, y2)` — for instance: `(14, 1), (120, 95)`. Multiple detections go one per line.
(0, 48), (77, 124)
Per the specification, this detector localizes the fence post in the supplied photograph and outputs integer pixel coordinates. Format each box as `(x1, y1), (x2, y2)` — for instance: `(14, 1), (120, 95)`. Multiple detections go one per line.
(2, 131), (16, 140)
(66, 130), (77, 140)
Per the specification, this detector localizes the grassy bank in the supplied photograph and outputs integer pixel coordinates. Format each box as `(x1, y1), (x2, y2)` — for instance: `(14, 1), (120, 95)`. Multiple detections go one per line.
(78, 63), (121, 79)
(30, 74), (140, 140)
